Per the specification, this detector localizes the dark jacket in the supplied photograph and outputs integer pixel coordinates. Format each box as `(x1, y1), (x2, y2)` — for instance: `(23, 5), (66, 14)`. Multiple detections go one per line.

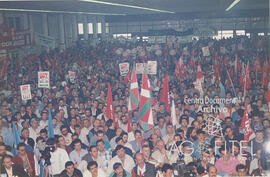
(132, 162), (156, 177)
(12, 151), (36, 177)
(59, 168), (83, 177)
(1, 164), (30, 177)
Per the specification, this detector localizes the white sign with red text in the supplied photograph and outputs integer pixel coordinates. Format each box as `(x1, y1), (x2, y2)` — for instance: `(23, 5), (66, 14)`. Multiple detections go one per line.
(38, 71), (50, 88)
(119, 62), (130, 76)
(20, 84), (32, 101)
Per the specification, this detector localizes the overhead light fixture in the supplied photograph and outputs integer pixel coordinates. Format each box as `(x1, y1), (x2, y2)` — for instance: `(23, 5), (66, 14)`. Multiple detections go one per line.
(0, 8), (126, 15)
(80, 0), (174, 13)
(226, 0), (241, 11)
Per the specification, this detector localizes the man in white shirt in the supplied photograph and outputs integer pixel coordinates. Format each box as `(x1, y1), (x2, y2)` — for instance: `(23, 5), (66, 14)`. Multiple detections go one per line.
(151, 140), (170, 165)
(69, 139), (88, 169)
(60, 125), (72, 146)
(29, 118), (40, 144)
(39, 111), (49, 130)
(83, 161), (107, 177)
(107, 145), (135, 175)
(128, 122), (138, 142)
(47, 138), (70, 176)
(58, 98), (68, 119)
(74, 124), (89, 147)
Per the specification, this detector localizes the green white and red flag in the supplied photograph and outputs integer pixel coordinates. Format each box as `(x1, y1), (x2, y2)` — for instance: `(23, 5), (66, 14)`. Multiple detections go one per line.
(138, 69), (154, 131)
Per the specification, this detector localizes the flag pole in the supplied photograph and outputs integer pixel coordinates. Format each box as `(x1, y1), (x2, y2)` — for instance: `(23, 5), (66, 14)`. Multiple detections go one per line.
(226, 69), (237, 97)
(243, 64), (247, 99)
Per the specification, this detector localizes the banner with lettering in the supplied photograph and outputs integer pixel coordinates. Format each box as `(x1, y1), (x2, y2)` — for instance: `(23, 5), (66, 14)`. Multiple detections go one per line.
(38, 71), (50, 88)
(147, 61), (157, 75)
(119, 62), (130, 76)
(69, 71), (76, 83)
(202, 47), (210, 57)
(20, 84), (32, 101)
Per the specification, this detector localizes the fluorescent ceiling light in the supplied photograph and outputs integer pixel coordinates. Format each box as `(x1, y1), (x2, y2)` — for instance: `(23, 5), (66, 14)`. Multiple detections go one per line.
(226, 0), (241, 11)
(0, 8), (126, 15)
(80, 0), (174, 13)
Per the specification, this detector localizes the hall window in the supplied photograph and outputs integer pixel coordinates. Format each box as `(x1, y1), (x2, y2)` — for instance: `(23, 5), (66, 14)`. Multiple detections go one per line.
(88, 23), (93, 34)
(78, 23), (83, 34)
(97, 22), (102, 34)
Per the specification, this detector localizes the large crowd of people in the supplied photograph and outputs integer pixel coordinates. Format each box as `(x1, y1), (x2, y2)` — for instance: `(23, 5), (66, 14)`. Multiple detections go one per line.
(0, 34), (270, 177)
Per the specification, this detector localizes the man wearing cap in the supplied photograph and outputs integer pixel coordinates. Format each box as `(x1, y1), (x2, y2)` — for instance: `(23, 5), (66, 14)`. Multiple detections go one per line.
(107, 145), (135, 175)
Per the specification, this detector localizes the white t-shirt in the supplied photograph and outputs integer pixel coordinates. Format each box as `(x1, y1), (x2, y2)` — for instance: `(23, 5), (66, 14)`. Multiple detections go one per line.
(49, 148), (70, 175)
(83, 168), (107, 177)
(107, 155), (135, 174)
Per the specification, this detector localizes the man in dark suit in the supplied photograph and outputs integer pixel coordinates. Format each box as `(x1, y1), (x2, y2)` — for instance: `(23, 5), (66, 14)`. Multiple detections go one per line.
(1, 155), (30, 177)
(132, 153), (156, 177)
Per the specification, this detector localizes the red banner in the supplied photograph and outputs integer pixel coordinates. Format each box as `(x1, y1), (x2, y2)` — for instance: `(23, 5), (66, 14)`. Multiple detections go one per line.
(0, 33), (31, 50)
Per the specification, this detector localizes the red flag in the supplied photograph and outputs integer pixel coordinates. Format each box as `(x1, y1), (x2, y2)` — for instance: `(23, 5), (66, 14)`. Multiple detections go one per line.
(164, 44), (169, 54)
(124, 70), (131, 85)
(201, 55), (205, 65)
(16, 56), (20, 71)
(240, 64), (245, 89)
(224, 56), (228, 65)
(227, 70), (232, 88)
(235, 54), (240, 74)
(97, 57), (102, 69)
(241, 101), (252, 141)
(79, 55), (84, 67)
(106, 83), (115, 123)
(127, 113), (131, 133)
(262, 56), (269, 87)
(189, 58), (196, 68)
(53, 53), (58, 67)
(246, 62), (251, 89)
(159, 74), (171, 113)
(214, 53), (220, 78)
(45, 56), (51, 67)
(116, 119), (119, 128)
(254, 55), (261, 73)
(91, 75), (95, 86)
(175, 60), (181, 78)
(266, 83), (270, 103)
(131, 170), (136, 177)
(196, 63), (204, 80)
(141, 135), (144, 147)
(1, 59), (8, 77)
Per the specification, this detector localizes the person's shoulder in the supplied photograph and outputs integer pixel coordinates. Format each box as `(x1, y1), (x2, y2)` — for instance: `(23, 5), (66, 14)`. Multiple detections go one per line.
(98, 168), (106, 175)
(74, 168), (83, 175)
(145, 162), (155, 168)
(58, 147), (69, 154)
(151, 150), (159, 156)
(83, 170), (91, 176)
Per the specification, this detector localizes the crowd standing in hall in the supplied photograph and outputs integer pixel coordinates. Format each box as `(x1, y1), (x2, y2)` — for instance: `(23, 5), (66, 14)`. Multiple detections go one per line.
(0, 35), (270, 177)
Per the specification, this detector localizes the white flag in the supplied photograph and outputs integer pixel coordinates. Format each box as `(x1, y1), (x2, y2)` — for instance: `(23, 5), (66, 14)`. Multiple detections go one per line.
(171, 100), (177, 127)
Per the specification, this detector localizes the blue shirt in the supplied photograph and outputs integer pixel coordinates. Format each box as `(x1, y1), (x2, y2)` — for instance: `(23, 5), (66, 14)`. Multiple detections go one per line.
(1, 127), (14, 147)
